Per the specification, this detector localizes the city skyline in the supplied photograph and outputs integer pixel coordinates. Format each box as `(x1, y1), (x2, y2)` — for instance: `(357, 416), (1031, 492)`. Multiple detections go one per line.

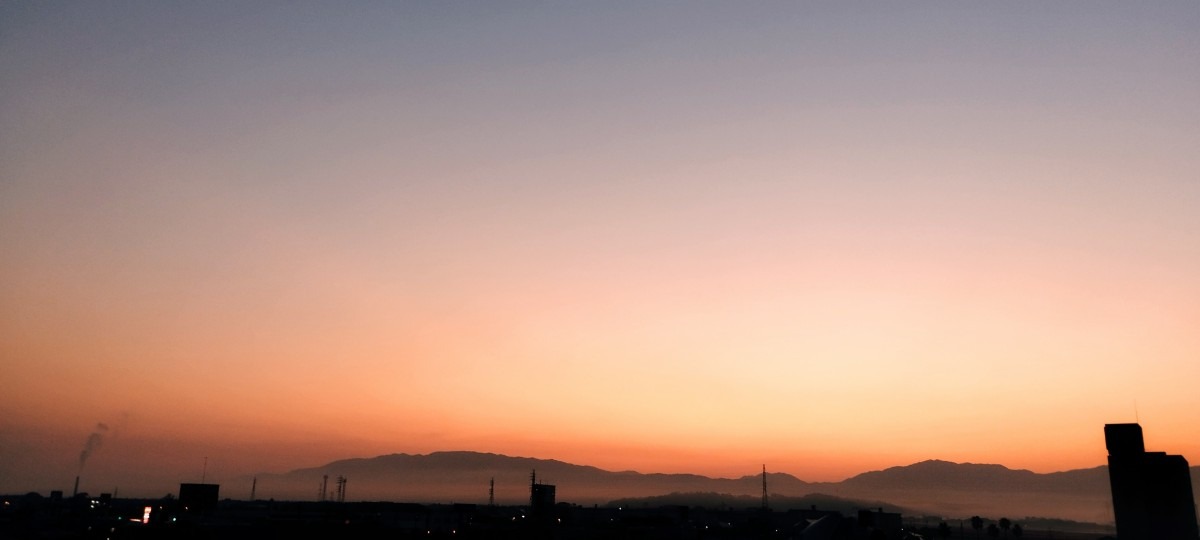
(3, 2), (1198, 498)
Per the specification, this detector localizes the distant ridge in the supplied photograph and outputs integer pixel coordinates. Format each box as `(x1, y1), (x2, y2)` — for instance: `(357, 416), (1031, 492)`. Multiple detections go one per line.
(842, 459), (1037, 488)
(839, 459), (1112, 492)
(255, 451), (807, 506)
(246, 451), (1199, 525)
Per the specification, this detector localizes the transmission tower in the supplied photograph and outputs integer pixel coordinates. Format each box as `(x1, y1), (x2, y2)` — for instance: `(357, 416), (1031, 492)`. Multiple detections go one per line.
(761, 464), (769, 510)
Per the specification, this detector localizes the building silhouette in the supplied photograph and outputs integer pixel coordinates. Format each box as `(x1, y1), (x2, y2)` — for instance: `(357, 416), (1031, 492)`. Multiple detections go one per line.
(178, 483), (219, 512)
(1105, 423), (1199, 540)
(529, 469), (556, 519)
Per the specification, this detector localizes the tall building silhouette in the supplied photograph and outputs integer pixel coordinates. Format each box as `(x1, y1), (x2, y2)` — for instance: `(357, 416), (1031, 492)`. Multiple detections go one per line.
(1105, 423), (1198, 540)
(529, 469), (555, 519)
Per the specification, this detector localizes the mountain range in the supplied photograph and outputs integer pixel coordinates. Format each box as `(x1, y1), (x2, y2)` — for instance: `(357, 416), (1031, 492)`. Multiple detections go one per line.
(247, 451), (1200, 525)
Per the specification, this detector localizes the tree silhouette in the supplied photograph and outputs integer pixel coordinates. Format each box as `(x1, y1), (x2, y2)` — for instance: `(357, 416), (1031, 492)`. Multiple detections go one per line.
(1011, 523), (1023, 538)
(987, 523), (1000, 539)
(937, 521), (952, 539)
(971, 516), (984, 539)
(999, 517), (1011, 538)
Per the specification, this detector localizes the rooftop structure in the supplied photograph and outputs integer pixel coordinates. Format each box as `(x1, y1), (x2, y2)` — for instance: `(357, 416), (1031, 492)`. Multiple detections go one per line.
(1105, 423), (1198, 540)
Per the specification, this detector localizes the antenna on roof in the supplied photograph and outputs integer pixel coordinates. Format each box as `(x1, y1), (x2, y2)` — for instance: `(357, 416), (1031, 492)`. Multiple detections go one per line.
(1135, 399), (1140, 424)
(530, 469), (537, 507)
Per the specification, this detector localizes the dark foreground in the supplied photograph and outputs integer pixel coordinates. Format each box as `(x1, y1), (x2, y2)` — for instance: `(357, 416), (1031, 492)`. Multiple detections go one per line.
(1, 493), (1116, 540)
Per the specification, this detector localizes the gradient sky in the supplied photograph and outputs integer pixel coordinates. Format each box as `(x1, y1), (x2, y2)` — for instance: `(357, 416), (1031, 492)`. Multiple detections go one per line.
(3, 2), (1198, 498)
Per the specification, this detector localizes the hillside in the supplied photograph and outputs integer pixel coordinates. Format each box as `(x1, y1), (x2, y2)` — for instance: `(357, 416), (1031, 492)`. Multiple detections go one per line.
(245, 451), (1198, 525)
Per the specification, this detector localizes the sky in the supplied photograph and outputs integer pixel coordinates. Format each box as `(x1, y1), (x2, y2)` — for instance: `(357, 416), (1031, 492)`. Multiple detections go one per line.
(2, 2), (1198, 499)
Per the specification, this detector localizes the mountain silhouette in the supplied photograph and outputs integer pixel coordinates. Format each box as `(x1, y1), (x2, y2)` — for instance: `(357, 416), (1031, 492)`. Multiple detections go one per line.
(244, 451), (1198, 525)
(824, 459), (1122, 524)
(841, 459), (1035, 489)
(252, 451), (807, 506)
(838, 459), (1111, 492)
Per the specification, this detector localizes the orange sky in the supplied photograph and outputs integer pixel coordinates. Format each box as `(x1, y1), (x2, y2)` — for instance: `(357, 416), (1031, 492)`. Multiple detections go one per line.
(2, 2), (1198, 498)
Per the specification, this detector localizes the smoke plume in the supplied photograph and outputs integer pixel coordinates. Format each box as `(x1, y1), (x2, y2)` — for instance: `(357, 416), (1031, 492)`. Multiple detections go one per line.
(79, 422), (109, 470)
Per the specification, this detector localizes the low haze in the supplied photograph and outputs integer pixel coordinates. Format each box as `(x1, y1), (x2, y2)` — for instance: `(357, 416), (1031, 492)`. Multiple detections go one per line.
(2, 2), (1198, 499)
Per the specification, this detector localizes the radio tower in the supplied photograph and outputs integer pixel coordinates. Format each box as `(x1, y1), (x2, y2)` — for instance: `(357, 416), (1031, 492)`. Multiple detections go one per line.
(336, 476), (347, 503)
(761, 464), (769, 510)
(489, 477), (495, 507)
(320, 475), (328, 502)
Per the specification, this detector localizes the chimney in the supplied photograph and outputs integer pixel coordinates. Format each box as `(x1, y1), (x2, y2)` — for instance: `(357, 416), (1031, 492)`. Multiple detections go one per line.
(73, 476), (80, 497)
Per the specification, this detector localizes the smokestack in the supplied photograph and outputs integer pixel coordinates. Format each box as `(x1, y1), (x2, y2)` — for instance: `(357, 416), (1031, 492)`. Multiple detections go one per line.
(73, 476), (80, 497)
